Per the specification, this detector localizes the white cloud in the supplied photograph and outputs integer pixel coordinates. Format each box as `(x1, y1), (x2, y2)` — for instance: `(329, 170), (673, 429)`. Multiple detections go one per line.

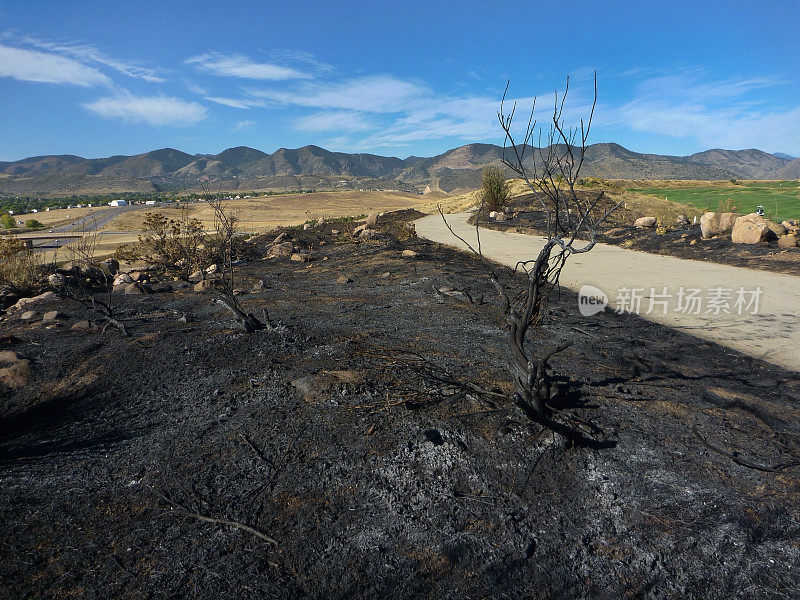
(83, 93), (208, 126)
(0, 43), (110, 86)
(19, 36), (165, 82)
(603, 71), (800, 153)
(295, 111), (373, 132)
(250, 75), (430, 113)
(232, 120), (256, 132)
(205, 96), (266, 109)
(186, 52), (310, 80)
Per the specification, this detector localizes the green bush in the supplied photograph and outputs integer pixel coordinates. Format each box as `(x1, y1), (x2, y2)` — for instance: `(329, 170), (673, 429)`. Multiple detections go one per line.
(480, 166), (510, 212)
(1, 213), (16, 229)
(25, 219), (43, 229)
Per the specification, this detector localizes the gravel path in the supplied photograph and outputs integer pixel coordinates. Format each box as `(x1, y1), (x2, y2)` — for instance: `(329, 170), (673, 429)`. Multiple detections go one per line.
(416, 212), (800, 373)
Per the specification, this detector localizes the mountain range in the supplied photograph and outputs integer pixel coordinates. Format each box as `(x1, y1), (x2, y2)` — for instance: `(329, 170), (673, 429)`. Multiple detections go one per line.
(0, 143), (797, 197)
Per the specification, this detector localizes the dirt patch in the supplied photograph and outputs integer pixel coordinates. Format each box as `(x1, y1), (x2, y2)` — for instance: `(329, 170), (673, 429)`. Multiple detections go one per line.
(0, 209), (798, 598)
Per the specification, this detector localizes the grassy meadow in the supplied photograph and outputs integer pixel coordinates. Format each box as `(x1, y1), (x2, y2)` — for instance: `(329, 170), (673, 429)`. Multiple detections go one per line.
(626, 180), (800, 222)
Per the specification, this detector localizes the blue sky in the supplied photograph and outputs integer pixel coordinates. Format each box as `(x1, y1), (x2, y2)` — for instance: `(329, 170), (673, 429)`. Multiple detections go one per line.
(1, 0), (799, 161)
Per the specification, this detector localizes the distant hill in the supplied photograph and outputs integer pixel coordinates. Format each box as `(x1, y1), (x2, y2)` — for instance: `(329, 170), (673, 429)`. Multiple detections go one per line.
(773, 152), (797, 161)
(0, 142), (796, 197)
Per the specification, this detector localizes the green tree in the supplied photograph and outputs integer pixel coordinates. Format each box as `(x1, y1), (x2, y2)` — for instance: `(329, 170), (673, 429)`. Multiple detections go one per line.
(480, 166), (510, 212)
(1, 213), (16, 229)
(25, 219), (43, 229)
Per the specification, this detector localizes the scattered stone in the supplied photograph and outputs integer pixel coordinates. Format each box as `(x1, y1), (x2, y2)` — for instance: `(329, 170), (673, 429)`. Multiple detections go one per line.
(493, 212), (507, 222)
(765, 220), (786, 238)
(47, 273), (67, 289)
(177, 313), (189, 324)
(778, 235), (798, 249)
(0, 334), (20, 346)
(303, 223), (312, 230)
(0, 355), (32, 388)
(336, 275), (353, 284)
(700, 211), (739, 238)
(331, 229), (340, 235)
(188, 270), (204, 283)
(290, 253), (315, 262)
(10, 291), (56, 313)
(689, 239), (697, 245)
(365, 213), (379, 228)
(317, 217), (326, 226)
(634, 216), (657, 228)
(272, 232), (287, 244)
(41, 310), (62, 323)
(731, 213), (770, 244)
(379, 272), (391, 279)
(114, 273), (133, 286)
(359, 228), (377, 240)
(148, 283), (172, 294)
(401, 249), (418, 258)
(205, 263), (219, 275)
(675, 214), (690, 227)
(268, 241), (294, 258)
(124, 282), (149, 295)
(194, 280), (214, 292)
(71, 320), (91, 331)
(252, 279), (266, 291)
(352, 224), (367, 237)
(489, 211), (498, 219)
(100, 258), (119, 275)
(20, 311), (37, 321)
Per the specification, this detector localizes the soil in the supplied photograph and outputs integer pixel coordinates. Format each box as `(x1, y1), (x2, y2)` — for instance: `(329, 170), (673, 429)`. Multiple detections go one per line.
(478, 194), (800, 276)
(1, 210), (799, 599)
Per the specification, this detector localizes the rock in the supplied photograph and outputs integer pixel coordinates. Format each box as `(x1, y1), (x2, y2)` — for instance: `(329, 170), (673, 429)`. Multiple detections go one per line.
(188, 270), (204, 283)
(700, 212), (739, 238)
(10, 291), (56, 313)
(352, 224), (367, 237)
(252, 279), (266, 291)
(124, 282), (148, 295)
(689, 239), (697, 245)
(778, 235), (798, 249)
(359, 228), (377, 240)
(731, 213), (770, 244)
(634, 216), (658, 228)
(273, 232), (287, 244)
(148, 283), (172, 294)
(268, 241), (294, 258)
(0, 350), (20, 364)
(205, 264), (219, 275)
(41, 310), (62, 323)
(365, 213), (379, 228)
(20, 310), (37, 321)
(113, 273), (133, 286)
(379, 272), (391, 279)
(401, 250), (418, 258)
(493, 212), (507, 222)
(0, 334), (21, 346)
(303, 223), (311, 230)
(331, 229), (340, 235)
(489, 211), (498, 219)
(0, 357), (32, 388)
(0, 286), (20, 309)
(675, 214), (690, 227)
(47, 273), (67, 289)
(317, 217), (326, 226)
(290, 253), (315, 262)
(71, 320), (91, 331)
(100, 258), (119, 275)
(336, 275), (353, 284)
(765, 220), (786, 238)
(194, 280), (214, 292)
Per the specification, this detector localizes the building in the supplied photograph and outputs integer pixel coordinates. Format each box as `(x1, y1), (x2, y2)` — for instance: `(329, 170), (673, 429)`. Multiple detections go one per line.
(109, 200), (127, 207)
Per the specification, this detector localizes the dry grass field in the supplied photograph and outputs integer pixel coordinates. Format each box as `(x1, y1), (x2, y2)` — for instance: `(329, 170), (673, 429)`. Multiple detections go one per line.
(107, 190), (428, 233)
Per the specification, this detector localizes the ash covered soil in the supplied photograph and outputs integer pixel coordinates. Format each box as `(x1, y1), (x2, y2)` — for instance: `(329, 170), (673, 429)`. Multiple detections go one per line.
(1, 210), (799, 599)
(477, 193), (800, 276)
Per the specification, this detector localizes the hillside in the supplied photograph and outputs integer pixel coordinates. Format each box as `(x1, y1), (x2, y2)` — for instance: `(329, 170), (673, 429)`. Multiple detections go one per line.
(0, 142), (796, 197)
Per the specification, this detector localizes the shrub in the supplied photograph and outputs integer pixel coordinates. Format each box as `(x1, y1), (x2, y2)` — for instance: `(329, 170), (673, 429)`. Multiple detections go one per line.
(480, 166), (510, 212)
(1, 213), (16, 229)
(0, 237), (43, 293)
(25, 219), (43, 229)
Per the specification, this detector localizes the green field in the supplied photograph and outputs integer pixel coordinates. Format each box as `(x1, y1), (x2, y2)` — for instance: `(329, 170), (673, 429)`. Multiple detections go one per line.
(628, 181), (800, 222)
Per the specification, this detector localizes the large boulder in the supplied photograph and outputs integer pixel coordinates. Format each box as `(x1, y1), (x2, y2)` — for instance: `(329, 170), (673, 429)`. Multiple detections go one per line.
(634, 216), (657, 228)
(731, 213), (770, 244)
(365, 213), (379, 228)
(675, 214), (690, 228)
(0, 351), (32, 389)
(10, 291), (56, 313)
(700, 212), (739, 238)
(267, 241), (294, 258)
(765, 220), (786, 238)
(778, 235), (798, 249)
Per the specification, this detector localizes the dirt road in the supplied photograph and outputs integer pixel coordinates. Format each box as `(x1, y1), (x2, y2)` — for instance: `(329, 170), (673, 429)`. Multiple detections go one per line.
(416, 212), (800, 373)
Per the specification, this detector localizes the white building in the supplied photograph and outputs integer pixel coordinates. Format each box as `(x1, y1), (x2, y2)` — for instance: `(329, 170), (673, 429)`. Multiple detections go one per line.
(109, 200), (127, 207)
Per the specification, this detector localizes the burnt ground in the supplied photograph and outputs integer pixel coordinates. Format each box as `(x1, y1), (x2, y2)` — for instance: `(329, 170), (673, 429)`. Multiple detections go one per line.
(475, 194), (800, 276)
(1, 210), (799, 599)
